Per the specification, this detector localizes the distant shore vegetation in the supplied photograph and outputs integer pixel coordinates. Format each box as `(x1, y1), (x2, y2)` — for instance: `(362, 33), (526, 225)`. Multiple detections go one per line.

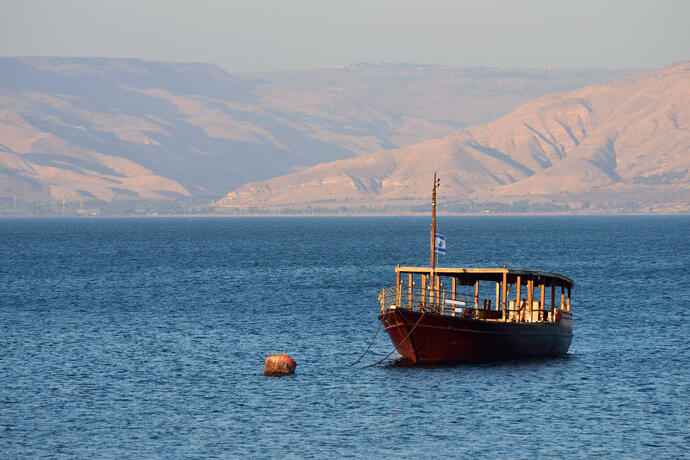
(0, 197), (671, 217)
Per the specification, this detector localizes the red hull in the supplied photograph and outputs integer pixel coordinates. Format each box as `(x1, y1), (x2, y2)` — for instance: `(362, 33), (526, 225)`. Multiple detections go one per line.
(379, 309), (572, 364)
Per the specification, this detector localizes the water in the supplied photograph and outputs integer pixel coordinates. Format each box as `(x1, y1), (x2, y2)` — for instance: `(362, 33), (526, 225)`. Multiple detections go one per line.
(1, 216), (688, 458)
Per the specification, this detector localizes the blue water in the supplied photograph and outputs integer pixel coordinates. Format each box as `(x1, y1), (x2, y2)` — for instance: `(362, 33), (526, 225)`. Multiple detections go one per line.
(1, 216), (688, 458)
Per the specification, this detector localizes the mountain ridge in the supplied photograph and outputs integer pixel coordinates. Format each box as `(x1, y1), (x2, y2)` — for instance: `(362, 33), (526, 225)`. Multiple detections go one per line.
(215, 61), (689, 213)
(0, 57), (668, 213)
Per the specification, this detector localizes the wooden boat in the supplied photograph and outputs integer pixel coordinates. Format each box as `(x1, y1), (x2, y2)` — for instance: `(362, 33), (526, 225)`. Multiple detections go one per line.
(377, 174), (573, 364)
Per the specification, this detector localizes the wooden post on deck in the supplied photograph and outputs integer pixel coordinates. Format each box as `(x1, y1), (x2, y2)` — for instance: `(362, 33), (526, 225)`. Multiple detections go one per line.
(441, 286), (445, 315)
(408, 273), (413, 307)
(540, 281), (545, 321)
(395, 269), (401, 308)
(437, 279), (443, 313)
(475, 280), (480, 309)
(421, 274), (427, 308)
(452, 277), (457, 301)
(502, 272), (507, 320)
(527, 277), (533, 321)
(516, 276), (522, 322)
(567, 287), (571, 311)
(560, 284), (565, 309)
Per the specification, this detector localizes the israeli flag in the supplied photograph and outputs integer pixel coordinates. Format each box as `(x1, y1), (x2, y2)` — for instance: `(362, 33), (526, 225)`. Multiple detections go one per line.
(435, 233), (446, 255)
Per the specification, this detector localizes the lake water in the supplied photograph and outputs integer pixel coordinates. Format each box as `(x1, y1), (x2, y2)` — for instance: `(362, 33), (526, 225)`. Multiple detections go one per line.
(1, 216), (688, 458)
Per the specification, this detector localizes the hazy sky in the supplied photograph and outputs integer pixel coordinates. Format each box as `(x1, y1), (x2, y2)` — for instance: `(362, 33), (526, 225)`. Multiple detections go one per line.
(2, 0), (688, 73)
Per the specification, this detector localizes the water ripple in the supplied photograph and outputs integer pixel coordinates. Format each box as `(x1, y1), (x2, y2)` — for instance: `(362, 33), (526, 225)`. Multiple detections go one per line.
(1, 216), (688, 458)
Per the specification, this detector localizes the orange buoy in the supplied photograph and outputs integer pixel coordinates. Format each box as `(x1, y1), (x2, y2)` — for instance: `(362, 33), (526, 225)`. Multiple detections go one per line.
(264, 353), (297, 376)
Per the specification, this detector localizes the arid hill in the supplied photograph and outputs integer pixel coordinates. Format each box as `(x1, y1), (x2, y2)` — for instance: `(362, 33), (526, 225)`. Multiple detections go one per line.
(215, 62), (689, 213)
(0, 57), (633, 209)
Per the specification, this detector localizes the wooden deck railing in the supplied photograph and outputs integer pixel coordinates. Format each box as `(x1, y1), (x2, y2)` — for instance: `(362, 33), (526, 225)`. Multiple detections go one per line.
(379, 286), (562, 323)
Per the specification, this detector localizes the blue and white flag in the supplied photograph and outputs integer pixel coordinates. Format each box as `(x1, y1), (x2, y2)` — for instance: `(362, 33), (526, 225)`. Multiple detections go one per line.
(435, 233), (446, 255)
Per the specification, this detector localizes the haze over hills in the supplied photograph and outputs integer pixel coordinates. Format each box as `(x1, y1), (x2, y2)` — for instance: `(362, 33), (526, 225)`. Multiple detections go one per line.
(0, 57), (636, 212)
(216, 62), (690, 214)
(240, 63), (639, 130)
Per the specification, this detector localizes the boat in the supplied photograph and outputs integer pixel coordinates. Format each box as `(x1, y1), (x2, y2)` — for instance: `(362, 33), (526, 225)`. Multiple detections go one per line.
(377, 173), (573, 364)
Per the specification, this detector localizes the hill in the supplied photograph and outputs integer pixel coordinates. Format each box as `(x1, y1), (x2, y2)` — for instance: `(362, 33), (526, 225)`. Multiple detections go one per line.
(0, 57), (634, 211)
(215, 62), (689, 214)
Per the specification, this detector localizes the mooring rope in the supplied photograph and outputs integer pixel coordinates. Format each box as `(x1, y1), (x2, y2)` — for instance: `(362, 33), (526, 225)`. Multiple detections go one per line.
(348, 320), (384, 367)
(362, 311), (426, 368)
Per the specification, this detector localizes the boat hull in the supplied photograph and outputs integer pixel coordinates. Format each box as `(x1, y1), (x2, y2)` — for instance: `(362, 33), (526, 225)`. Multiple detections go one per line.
(378, 309), (572, 364)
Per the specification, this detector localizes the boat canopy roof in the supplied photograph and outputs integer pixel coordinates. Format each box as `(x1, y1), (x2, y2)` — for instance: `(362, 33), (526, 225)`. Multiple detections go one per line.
(395, 266), (574, 288)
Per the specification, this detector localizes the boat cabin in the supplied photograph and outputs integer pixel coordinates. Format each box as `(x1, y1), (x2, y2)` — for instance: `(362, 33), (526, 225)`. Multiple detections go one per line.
(380, 266), (573, 323)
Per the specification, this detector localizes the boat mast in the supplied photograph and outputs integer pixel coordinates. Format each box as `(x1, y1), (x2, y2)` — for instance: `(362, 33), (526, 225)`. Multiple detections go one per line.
(430, 173), (440, 294)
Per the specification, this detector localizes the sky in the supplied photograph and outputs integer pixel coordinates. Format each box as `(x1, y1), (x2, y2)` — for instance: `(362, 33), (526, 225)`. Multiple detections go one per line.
(2, 0), (688, 73)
